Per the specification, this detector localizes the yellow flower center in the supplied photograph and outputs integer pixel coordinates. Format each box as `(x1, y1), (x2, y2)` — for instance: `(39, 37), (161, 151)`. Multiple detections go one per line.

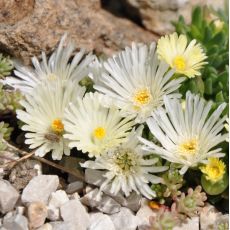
(179, 139), (198, 155)
(200, 158), (226, 183)
(173, 56), (186, 71)
(133, 88), (152, 106)
(93, 127), (106, 140)
(48, 73), (57, 81)
(51, 119), (64, 134)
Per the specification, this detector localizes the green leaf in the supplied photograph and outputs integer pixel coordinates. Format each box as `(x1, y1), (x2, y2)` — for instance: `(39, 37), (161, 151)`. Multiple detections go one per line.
(201, 173), (228, 195)
(192, 6), (203, 29)
(195, 76), (204, 95)
(204, 78), (213, 95)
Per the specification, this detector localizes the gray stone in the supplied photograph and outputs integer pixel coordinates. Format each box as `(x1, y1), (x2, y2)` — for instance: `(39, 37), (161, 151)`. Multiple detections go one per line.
(85, 169), (105, 186)
(80, 188), (102, 208)
(27, 202), (47, 229)
(48, 190), (69, 208)
(125, 192), (141, 212)
(47, 206), (60, 221)
(60, 200), (90, 230)
(97, 196), (121, 214)
(0, 179), (19, 214)
(66, 181), (84, 194)
(89, 212), (115, 230)
(3, 214), (28, 230)
(21, 175), (59, 204)
(110, 207), (139, 230)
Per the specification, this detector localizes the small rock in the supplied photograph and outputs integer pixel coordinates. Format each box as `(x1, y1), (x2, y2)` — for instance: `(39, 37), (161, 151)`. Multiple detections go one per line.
(60, 200), (90, 230)
(36, 223), (53, 230)
(66, 181), (84, 194)
(173, 217), (199, 230)
(21, 175), (59, 204)
(27, 202), (47, 229)
(3, 214), (28, 230)
(47, 206), (60, 221)
(48, 190), (69, 208)
(89, 212), (115, 230)
(124, 192), (141, 212)
(0, 179), (20, 214)
(80, 188), (102, 207)
(85, 169), (105, 186)
(69, 192), (80, 200)
(97, 196), (121, 214)
(110, 207), (139, 230)
(16, 206), (25, 215)
(136, 199), (154, 229)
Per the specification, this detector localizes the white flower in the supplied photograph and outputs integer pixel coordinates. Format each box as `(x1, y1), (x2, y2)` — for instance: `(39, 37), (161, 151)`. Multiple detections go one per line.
(16, 80), (85, 160)
(3, 34), (95, 94)
(140, 92), (227, 174)
(81, 126), (168, 199)
(63, 92), (134, 158)
(94, 42), (185, 123)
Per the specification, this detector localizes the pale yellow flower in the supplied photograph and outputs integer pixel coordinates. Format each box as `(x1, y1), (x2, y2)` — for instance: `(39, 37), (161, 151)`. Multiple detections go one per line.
(157, 33), (207, 78)
(200, 158), (226, 183)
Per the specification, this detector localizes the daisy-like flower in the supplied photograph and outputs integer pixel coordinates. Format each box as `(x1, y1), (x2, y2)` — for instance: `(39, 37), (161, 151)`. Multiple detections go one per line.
(63, 92), (134, 158)
(157, 33), (207, 78)
(3, 34), (94, 94)
(200, 158), (226, 183)
(16, 80), (85, 160)
(140, 92), (227, 174)
(94, 42), (185, 123)
(81, 126), (168, 199)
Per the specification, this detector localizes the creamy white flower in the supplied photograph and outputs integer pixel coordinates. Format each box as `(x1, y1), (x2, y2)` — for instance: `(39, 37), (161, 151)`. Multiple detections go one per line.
(3, 34), (94, 94)
(16, 80), (85, 160)
(64, 92), (134, 158)
(94, 42), (185, 123)
(81, 126), (168, 199)
(140, 92), (227, 174)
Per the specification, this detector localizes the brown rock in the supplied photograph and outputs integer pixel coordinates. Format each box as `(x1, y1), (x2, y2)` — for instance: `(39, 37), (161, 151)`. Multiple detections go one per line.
(0, 0), (157, 65)
(121, 0), (225, 35)
(27, 201), (48, 229)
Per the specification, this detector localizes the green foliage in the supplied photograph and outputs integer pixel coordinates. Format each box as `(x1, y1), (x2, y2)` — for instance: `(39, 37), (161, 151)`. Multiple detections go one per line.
(0, 54), (13, 78)
(0, 122), (13, 151)
(0, 83), (23, 114)
(173, 6), (229, 115)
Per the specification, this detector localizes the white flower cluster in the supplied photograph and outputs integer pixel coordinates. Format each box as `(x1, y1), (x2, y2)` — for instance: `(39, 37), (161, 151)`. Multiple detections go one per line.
(3, 33), (227, 199)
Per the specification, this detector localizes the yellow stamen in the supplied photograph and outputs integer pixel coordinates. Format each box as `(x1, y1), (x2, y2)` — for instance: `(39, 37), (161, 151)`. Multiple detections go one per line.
(93, 127), (106, 139)
(179, 138), (198, 155)
(48, 73), (57, 81)
(173, 56), (186, 71)
(200, 158), (226, 183)
(133, 88), (151, 106)
(51, 119), (64, 134)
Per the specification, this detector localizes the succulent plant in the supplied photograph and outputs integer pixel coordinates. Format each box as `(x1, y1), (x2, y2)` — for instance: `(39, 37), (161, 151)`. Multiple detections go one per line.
(174, 186), (207, 218)
(173, 6), (229, 116)
(0, 83), (23, 114)
(0, 122), (13, 151)
(148, 206), (181, 230)
(0, 54), (13, 78)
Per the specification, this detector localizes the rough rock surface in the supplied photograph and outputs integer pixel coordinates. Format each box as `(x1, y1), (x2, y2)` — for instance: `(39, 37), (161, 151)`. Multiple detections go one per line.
(0, 0), (157, 65)
(0, 179), (20, 214)
(89, 212), (115, 230)
(60, 199), (90, 230)
(121, 0), (225, 34)
(2, 213), (28, 230)
(21, 175), (59, 204)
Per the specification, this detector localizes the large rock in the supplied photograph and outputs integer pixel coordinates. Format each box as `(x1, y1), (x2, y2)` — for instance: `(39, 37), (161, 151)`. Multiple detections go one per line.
(0, 179), (20, 214)
(21, 175), (59, 204)
(60, 199), (90, 230)
(173, 217), (199, 230)
(121, 0), (225, 34)
(0, 0), (157, 65)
